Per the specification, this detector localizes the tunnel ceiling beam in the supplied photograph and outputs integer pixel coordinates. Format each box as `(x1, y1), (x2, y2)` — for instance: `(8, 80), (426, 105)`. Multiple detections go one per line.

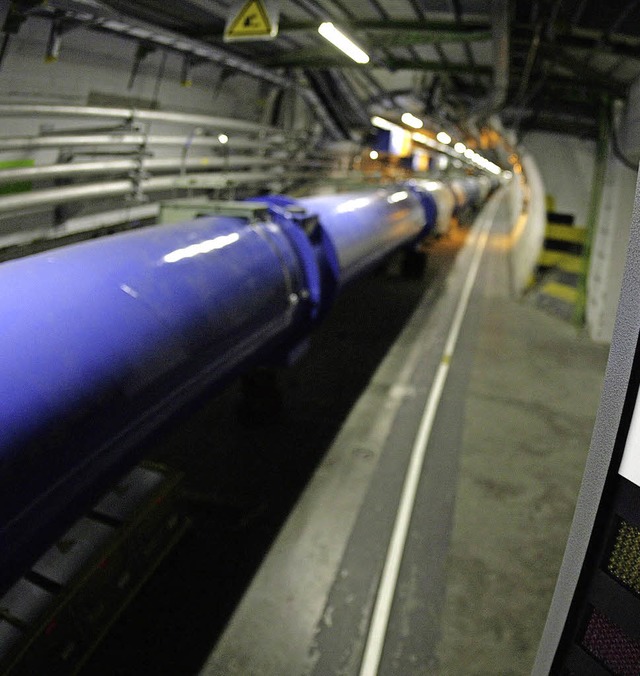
(500, 107), (598, 137)
(541, 46), (629, 97)
(512, 26), (640, 60)
(260, 50), (492, 75)
(507, 70), (628, 99)
(245, 19), (491, 44)
(512, 24), (640, 61)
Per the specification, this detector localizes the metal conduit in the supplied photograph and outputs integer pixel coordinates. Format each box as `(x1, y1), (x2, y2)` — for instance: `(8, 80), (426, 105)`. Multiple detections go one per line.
(0, 171), (313, 214)
(0, 134), (290, 152)
(0, 157), (329, 185)
(470, 0), (509, 120)
(0, 203), (161, 252)
(0, 104), (286, 137)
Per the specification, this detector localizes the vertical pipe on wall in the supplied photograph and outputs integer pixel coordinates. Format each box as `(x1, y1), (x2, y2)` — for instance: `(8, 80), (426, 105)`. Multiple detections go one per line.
(577, 99), (610, 325)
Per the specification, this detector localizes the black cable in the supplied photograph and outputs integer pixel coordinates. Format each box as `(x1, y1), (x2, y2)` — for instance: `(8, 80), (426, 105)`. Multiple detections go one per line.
(0, 32), (10, 71)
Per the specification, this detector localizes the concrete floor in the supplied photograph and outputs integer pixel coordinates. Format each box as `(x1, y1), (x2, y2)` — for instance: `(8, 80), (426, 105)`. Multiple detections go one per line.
(436, 229), (610, 674)
(202, 191), (611, 675)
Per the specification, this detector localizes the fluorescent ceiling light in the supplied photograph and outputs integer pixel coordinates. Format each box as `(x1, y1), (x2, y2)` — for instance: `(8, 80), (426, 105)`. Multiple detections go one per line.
(401, 112), (423, 129)
(464, 148), (474, 158)
(454, 142), (466, 153)
(436, 131), (451, 144)
(371, 116), (396, 131)
(318, 22), (370, 64)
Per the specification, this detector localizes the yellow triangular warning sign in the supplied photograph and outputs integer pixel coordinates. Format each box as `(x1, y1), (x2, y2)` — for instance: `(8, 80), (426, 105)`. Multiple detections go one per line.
(224, 0), (273, 39)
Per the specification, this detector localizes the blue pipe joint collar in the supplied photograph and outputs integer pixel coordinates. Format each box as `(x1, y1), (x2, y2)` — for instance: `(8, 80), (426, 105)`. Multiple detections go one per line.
(249, 197), (339, 323)
(405, 182), (438, 240)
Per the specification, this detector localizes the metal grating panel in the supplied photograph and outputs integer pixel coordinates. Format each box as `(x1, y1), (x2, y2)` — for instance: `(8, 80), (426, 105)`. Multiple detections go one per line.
(582, 608), (640, 675)
(608, 519), (640, 594)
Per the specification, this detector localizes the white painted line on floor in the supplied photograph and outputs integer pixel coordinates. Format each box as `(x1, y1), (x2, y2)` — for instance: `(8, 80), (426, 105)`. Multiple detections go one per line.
(358, 195), (502, 676)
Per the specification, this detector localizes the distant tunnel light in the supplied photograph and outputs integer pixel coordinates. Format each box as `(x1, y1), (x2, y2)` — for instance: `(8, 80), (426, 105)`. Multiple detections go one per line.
(436, 131), (452, 144)
(401, 112), (423, 129)
(454, 142), (466, 153)
(369, 150), (379, 160)
(318, 22), (370, 64)
(371, 115), (396, 131)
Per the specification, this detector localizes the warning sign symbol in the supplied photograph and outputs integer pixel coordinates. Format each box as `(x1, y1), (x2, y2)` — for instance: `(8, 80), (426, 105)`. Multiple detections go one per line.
(224, 0), (279, 41)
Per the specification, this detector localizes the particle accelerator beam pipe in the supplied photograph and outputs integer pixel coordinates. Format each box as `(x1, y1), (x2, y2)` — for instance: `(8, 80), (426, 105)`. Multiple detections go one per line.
(0, 185), (431, 593)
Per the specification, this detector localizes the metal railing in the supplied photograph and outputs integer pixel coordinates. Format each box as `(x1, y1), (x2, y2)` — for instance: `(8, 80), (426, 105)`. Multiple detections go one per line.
(0, 103), (343, 255)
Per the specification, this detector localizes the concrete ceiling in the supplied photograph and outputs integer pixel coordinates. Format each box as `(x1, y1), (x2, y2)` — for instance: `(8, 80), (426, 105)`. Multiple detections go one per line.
(6, 0), (640, 140)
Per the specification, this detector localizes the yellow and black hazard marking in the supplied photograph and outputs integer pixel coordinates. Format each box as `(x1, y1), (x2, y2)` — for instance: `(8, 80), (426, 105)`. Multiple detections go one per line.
(532, 211), (587, 321)
(224, 0), (278, 40)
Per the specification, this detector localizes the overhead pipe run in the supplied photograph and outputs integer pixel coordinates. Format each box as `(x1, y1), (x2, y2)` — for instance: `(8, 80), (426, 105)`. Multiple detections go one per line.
(0, 104), (289, 137)
(25, 2), (345, 140)
(329, 68), (372, 127)
(0, 170), (312, 215)
(0, 133), (291, 153)
(0, 178), (493, 594)
(0, 156), (330, 186)
(470, 0), (509, 122)
(0, 203), (161, 252)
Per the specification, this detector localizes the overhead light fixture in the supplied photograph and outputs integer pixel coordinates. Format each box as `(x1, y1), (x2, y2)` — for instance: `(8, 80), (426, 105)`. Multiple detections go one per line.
(436, 131), (451, 144)
(369, 150), (379, 160)
(464, 148), (474, 159)
(218, 134), (229, 144)
(371, 116), (396, 131)
(401, 112), (423, 129)
(454, 142), (466, 153)
(318, 22), (370, 64)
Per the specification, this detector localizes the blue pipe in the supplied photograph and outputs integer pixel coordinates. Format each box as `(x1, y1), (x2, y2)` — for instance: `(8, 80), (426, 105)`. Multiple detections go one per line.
(0, 181), (483, 592)
(0, 212), (318, 590)
(294, 187), (427, 286)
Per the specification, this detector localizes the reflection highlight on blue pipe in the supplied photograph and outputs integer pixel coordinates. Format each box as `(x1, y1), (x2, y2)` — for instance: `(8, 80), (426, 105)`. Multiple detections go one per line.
(163, 232), (241, 263)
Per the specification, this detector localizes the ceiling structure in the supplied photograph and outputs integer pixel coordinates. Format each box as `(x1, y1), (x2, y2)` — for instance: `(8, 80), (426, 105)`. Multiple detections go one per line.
(4, 0), (640, 142)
